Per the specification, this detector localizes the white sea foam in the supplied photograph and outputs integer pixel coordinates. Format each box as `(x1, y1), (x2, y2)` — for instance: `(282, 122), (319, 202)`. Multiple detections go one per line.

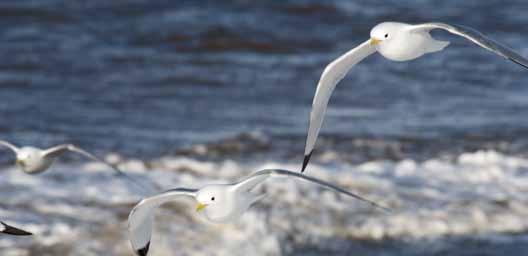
(0, 150), (527, 255)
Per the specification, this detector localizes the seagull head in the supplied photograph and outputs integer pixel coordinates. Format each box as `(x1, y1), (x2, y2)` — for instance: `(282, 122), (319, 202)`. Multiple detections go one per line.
(195, 185), (240, 222)
(369, 22), (406, 46)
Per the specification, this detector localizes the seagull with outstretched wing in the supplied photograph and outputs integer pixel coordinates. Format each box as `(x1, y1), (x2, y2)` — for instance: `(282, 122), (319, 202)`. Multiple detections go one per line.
(128, 168), (389, 256)
(302, 22), (528, 172)
(0, 140), (156, 193)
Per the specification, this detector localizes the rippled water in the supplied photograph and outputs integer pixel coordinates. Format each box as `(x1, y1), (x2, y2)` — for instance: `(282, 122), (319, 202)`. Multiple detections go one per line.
(1, 1), (528, 255)
(1, 0), (528, 159)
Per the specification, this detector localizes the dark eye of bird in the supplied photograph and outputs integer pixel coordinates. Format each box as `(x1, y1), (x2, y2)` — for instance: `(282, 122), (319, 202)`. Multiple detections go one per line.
(211, 197), (215, 201)
(384, 34), (389, 38)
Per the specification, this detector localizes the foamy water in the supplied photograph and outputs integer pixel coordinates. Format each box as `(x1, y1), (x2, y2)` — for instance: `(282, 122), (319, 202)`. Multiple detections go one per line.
(1, 150), (527, 255)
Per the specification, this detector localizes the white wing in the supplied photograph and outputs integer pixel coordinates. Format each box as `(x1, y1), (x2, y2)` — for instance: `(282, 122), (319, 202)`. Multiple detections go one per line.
(236, 169), (390, 212)
(43, 144), (108, 166)
(43, 144), (159, 193)
(0, 221), (32, 236)
(409, 23), (528, 68)
(128, 188), (197, 256)
(0, 140), (19, 154)
(303, 40), (376, 172)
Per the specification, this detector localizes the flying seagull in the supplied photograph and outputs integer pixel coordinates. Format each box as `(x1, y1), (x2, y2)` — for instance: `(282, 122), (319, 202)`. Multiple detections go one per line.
(128, 168), (389, 256)
(0, 140), (153, 193)
(302, 22), (528, 172)
(0, 221), (32, 236)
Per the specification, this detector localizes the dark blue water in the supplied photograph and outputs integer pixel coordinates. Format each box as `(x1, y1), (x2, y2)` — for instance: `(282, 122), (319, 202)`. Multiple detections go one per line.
(1, 0), (528, 160)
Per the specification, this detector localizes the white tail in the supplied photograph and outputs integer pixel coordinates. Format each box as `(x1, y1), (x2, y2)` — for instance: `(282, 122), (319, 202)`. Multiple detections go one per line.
(426, 38), (450, 53)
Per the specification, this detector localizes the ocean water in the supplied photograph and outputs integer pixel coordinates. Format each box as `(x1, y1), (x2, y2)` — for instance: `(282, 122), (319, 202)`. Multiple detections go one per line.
(1, 0), (528, 255)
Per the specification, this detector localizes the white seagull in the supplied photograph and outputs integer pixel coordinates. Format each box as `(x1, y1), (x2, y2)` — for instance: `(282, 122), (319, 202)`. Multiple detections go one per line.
(128, 168), (389, 256)
(301, 22), (528, 172)
(0, 221), (32, 236)
(0, 140), (152, 192)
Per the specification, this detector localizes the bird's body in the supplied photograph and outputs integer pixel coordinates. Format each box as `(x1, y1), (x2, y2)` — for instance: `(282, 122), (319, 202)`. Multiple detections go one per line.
(128, 168), (388, 256)
(16, 147), (54, 174)
(301, 21), (528, 172)
(195, 184), (261, 222)
(371, 22), (450, 61)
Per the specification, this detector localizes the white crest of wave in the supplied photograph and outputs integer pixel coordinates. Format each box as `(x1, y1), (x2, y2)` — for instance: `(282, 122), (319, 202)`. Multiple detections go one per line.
(1, 150), (527, 254)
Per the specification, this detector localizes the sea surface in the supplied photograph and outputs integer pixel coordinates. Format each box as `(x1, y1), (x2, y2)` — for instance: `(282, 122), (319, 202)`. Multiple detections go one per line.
(1, 1), (528, 255)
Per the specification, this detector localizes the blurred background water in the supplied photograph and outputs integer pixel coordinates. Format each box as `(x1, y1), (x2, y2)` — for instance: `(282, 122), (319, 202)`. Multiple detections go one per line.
(1, 1), (528, 255)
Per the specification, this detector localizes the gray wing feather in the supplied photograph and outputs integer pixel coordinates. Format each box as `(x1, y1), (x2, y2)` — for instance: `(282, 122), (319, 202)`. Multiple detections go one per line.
(410, 23), (528, 68)
(0, 140), (19, 153)
(43, 144), (124, 175)
(238, 169), (390, 212)
(161, 187), (199, 195)
(130, 188), (198, 219)
(44, 144), (160, 193)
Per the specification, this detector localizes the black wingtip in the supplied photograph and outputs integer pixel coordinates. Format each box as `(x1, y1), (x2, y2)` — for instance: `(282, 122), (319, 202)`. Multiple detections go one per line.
(509, 57), (528, 70)
(0, 222), (32, 236)
(136, 241), (150, 256)
(301, 151), (313, 173)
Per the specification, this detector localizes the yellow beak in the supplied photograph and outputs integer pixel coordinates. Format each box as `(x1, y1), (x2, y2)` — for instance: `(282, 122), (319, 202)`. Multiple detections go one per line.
(15, 159), (23, 166)
(369, 38), (380, 46)
(195, 203), (208, 212)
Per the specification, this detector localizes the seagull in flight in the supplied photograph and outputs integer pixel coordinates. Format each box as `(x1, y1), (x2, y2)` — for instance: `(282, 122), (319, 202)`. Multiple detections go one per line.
(0, 140), (153, 193)
(128, 168), (389, 256)
(0, 221), (32, 236)
(302, 22), (528, 172)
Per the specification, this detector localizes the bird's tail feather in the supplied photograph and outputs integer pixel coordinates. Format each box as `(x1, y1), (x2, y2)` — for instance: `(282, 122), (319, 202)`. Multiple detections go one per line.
(426, 38), (450, 53)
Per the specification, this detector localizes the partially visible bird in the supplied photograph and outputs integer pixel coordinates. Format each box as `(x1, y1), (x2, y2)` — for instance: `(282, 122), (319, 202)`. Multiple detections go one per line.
(0, 221), (32, 236)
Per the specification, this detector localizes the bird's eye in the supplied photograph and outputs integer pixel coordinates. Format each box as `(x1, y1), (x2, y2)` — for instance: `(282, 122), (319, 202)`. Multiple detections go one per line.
(384, 33), (389, 38)
(211, 197), (215, 201)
